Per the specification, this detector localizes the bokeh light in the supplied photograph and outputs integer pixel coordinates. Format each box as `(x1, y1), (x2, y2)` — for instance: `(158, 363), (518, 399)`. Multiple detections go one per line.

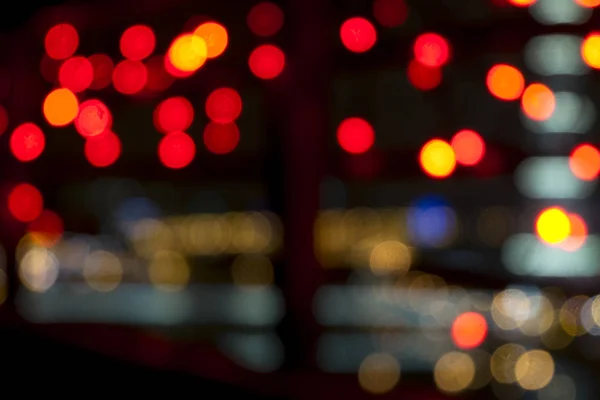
(419, 139), (456, 178)
(358, 353), (400, 394)
(340, 17), (377, 53)
(535, 207), (571, 245)
(434, 352), (475, 394)
(10, 123), (45, 162)
(88, 54), (114, 90)
(193, 22), (228, 58)
(372, 0), (408, 28)
(576, 0), (600, 7)
(514, 350), (554, 390)
(560, 213), (587, 252)
(336, 117), (375, 154)
(120, 25), (156, 61)
(451, 129), (485, 166)
(486, 64), (525, 101)
(205, 88), (242, 124)
(85, 131), (122, 168)
(508, 0), (536, 6)
(59, 56), (93, 92)
(43, 88), (79, 127)
(407, 60), (442, 91)
(158, 132), (196, 169)
(249, 44), (285, 79)
(569, 143), (600, 181)
(154, 96), (194, 134)
(247, 2), (284, 37)
(582, 33), (600, 69)
(112, 60), (148, 95)
(45, 23), (79, 60)
(28, 210), (64, 248)
(414, 33), (450, 68)
(203, 122), (240, 155)
(8, 183), (43, 222)
(75, 99), (112, 138)
(451, 312), (488, 350)
(167, 34), (208, 73)
(521, 83), (555, 121)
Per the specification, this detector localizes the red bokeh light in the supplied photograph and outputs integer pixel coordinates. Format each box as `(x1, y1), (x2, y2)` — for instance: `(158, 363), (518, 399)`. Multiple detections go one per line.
(112, 60), (148, 95)
(158, 132), (196, 169)
(120, 25), (156, 61)
(337, 117), (375, 154)
(0, 104), (8, 135)
(45, 23), (79, 60)
(451, 312), (488, 350)
(145, 55), (175, 92)
(75, 99), (112, 138)
(203, 122), (240, 154)
(28, 210), (64, 247)
(59, 56), (94, 92)
(85, 131), (121, 167)
(10, 123), (45, 162)
(247, 2), (284, 37)
(451, 129), (486, 166)
(154, 96), (194, 134)
(88, 54), (114, 90)
(340, 17), (377, 53)
(407, 59), (442, 91)
(249, 44), (285, 80)
(414, 33), (450, 68)
(373, 0), (408, 28)
(205, 88), (242, 124)
(8, 183), (43, 223)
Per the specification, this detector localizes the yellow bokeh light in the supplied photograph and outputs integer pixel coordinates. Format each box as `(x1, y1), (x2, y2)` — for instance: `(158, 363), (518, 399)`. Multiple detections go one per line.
(43, 88), (79, 127)
(167, 33), (208, 72)
(535, 207), (571, 245)
(419, 139), (456, 179)
(519, 295), (555, 337)
(515, 350), (554, 391)
(358, 353), (400, 394)
(194, 22), (228, 59)
(491, 288), (531, 330)
(434, 351), (475, 394)
(490, 343), (526, 384)
(19, 247), (59, 292)
(559, 295), (588, 336)
(582, 34), (600, 69)
(369, 240), (411, 276)
(149, 250), (190, 291)
(83, 250), (123, 292)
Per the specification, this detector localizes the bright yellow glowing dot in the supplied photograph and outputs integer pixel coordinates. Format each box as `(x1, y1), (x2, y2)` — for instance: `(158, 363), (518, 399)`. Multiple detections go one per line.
(193, 22), (228, 58)
(419, 139), (456, 179)
(43, 88), (79, 127)
(167, 33), (208, 72)
(434, 351), (475, 394)
(535, 207), (571, 245)
(515, 350), (554, 391)
(490, 343), (526, 384)
(582, 34), (600, 69)
(358, 353), (400, 394)
(521, 83), (555, 121)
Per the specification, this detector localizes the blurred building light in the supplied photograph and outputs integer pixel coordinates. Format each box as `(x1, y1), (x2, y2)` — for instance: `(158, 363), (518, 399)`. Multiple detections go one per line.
(529, 0), (592, 25)
(515, 157), (596, 199)
(524, 35), (588, 76)
(521, 92), (595, 134)
(502, 234), (600, 276)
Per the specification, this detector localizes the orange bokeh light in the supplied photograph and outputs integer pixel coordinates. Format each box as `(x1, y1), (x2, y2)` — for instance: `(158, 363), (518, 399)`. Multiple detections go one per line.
(419, 139), (456, 179)
(88, 54), (114, 90)
(581, 33), (600, 69)
(337, 117), (375, 154)
(205, 88), (242, 124)
(508, 0), (536, 6)
(521, 83), (555, 121)
(120, 25), (156, 61)
(575, 0), (600, 7)
(10, 123), (45, 162)
(194, 22), (228, 58)
(413, 33), (450, 68)
(154, 96), (194, 134)
(158, 132), (196, 169)
(451, 129), (485, 166)
(486, 64), (525, 101)
(451, 312), (488, 350)
(45, 23), (79, 60)
(167, 34), (207, 73)
(249, 44), (285, 79)
(75, 99), (112, 138)
(247, 2), (284, 37)
(28, 210), (64, 247)
(569, 143), (600, 181)
(340, 17), (377, 53)
(112, 60), (148, 95)
(407, 59), (442, 91)
(85, 131), (121, 168)
(203, 122), (240, 155)
(59, 56), (94, 92)
(560, 213), (588, 252)
(535, 207), (571, 246)
(8, 183), (43, 223)
(43, 88), (79, 127)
